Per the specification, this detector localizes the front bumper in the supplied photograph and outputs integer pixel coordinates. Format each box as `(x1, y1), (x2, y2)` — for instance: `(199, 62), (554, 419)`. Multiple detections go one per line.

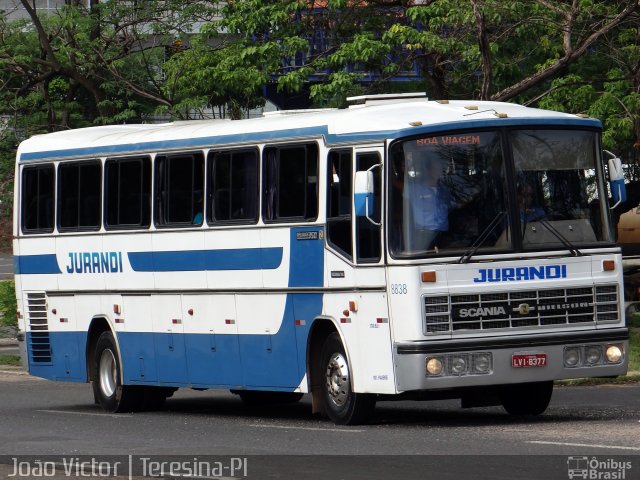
(394, 329), (628, 392)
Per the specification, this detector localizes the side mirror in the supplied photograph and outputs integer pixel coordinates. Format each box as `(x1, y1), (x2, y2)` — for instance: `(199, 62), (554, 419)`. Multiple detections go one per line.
(354, 163), (382, 226)
(354, 170), (374, 217)
(604, 150), (627, 209)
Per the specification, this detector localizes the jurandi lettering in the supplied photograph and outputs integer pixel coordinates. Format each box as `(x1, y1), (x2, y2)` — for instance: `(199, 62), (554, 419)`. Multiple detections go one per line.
(65, 252), (123, 274)
(473, 265), (566, 283)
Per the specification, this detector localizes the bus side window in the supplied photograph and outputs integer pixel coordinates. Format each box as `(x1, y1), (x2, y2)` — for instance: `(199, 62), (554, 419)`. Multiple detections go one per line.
(326, 150), (353, 260)
(58, 161), (101, 232)
(207, 149), (258, 224)
(356, 152), (381, 263)
(21, 164), (55, 234)
(155, 152), (204, 227)
(104, 157), (151, 230)
(263, 143), (318, 222)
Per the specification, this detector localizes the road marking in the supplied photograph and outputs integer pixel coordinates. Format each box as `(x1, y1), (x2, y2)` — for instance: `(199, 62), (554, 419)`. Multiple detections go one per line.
(528, 441), (640, 451)
(37, 409), (126, 418)
(249, 424), (364, 433)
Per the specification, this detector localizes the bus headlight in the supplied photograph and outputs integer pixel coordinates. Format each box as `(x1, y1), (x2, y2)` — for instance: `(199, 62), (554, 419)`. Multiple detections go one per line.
(472, 353), (492, 373)
(426, 357), (444, 376)
(450, 356), (468, 375)
(564, 347), (580, 367)
(585, 345), (602, 365)
(605, 344), (623, 363)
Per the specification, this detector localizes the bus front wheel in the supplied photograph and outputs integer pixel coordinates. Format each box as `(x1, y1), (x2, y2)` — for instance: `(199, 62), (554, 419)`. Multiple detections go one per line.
(500, 381), (553, 416)
(320, 333), (375, 425)
(92, 331), (141, 413)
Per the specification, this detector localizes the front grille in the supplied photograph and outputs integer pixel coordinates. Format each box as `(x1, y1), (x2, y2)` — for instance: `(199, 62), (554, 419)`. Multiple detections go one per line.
(26, 292), (52, 363)
(423, 285), (619, 334)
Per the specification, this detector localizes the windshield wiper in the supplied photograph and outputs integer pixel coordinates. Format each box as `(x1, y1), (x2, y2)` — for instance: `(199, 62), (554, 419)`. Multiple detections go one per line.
(528, 218), (584, 257)
(458, 211), (507, 264)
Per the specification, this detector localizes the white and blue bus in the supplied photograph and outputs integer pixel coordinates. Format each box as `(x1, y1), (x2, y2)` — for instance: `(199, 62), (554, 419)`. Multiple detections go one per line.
(13, 93), (628, 424)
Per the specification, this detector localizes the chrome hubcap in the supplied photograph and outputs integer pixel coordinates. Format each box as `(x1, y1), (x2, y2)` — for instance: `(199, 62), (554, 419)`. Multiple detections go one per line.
(325, 352), (350, 407)
(99, 349), (117, 397)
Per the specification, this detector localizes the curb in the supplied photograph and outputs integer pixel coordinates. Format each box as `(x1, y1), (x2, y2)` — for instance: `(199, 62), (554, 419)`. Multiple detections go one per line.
(0, 338), (17, 347)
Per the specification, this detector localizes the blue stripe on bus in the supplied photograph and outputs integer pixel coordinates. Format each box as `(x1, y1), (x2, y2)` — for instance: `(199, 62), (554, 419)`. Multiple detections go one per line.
(18, 117), (601, 162)
(25, 293), (323, 390)
(127, 247), (283, 272)
(15, 254), (62, 274)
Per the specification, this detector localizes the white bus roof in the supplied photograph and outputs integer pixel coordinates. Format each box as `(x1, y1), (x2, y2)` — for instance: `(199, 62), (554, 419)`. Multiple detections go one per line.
(17, 98), (600, 162)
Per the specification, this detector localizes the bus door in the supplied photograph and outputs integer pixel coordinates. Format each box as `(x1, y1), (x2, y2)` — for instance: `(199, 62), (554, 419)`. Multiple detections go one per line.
(350, 147), (396, 394)
(326, 147), (384, 288)
(327, 146), (393, 392)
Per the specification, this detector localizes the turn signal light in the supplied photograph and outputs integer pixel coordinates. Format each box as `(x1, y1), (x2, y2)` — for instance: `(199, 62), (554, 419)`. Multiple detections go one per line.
(421, 271), (436, 283)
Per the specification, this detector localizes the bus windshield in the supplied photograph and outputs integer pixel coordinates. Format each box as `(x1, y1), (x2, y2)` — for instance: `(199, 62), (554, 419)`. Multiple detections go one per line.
(388, 129), (612, 258)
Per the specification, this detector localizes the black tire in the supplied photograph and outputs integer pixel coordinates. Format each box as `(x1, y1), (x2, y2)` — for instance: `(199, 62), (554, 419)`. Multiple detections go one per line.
(232, 390), (304, 405)
(320, 333), (375, 425)
(500, 381), (553, 416)
(92, 331), (143, 412)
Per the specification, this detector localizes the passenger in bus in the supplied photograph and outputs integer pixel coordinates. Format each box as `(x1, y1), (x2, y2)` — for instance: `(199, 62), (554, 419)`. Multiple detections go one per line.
(406, 155), (452, 251)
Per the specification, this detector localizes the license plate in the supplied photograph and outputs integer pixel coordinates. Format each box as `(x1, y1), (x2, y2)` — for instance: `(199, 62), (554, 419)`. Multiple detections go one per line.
(511, 353), (547, 368)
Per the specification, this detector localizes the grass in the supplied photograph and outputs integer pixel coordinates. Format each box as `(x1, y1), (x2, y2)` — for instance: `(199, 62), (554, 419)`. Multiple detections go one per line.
(0, 354), (20, 366)
(628, 327), (640, 373)
(0, 280), (16, 328)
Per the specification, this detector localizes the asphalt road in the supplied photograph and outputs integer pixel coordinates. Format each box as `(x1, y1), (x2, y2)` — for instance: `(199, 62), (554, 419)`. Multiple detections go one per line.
(0, 369), (638, 479)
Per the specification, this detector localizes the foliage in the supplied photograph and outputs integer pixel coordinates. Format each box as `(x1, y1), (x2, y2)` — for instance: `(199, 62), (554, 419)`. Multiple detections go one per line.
(0, 281), (16, 328)
(629, 327), (640, 373)
(210, 0), (638, 108)
(0, 355), (20, 366)
(0, 0), (220, 131)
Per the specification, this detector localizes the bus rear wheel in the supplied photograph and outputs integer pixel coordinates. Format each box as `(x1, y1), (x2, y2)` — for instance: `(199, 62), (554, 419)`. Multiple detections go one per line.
(92, 331), (142, 413)
(500, 381), (553, 416)
(320, 333), (375, 425)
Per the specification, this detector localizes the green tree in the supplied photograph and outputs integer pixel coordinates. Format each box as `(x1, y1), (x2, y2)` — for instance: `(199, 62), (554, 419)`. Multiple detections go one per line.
(206, 0), (638, 108)
(0, 0), (219, 134)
